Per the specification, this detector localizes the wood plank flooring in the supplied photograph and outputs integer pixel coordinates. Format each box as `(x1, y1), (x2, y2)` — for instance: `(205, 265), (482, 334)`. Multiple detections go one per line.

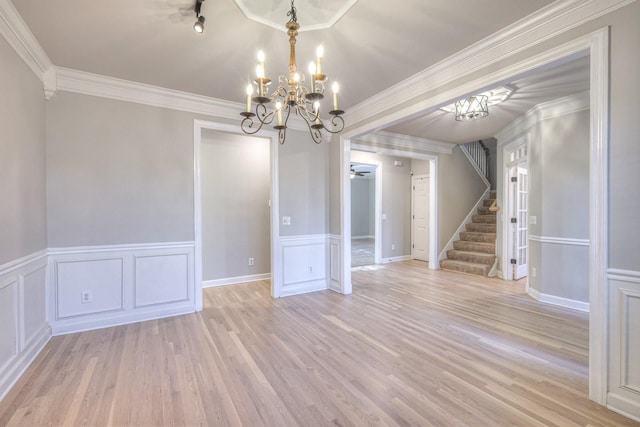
(1, 261), (637, 426)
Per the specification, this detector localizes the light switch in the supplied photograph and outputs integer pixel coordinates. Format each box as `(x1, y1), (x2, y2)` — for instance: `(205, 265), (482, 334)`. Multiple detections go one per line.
(529, 216), (537, 225)
(382, 213), (387, 220)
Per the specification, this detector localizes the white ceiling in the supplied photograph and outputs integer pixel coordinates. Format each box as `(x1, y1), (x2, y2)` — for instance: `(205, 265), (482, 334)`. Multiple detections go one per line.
(12, 0), (589, 145)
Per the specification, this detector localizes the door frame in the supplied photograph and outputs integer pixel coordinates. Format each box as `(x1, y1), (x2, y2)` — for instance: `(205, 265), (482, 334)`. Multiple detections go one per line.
(411, 174), (430, 262)
(502, 134), (530, 282)
(339, 28), (609, 403)
(193, 120), (281, 305)
(350, 160), (382, 265)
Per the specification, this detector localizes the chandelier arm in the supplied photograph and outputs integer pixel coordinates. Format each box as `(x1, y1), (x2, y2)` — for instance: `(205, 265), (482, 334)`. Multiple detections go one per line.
(323, 115), (345, 134)
(256, 103), (275, 125)
(240, 116), (264, 135)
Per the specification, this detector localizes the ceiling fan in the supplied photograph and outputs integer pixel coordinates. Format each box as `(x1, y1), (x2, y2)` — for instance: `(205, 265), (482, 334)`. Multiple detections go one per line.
(350, 165), (371, 179)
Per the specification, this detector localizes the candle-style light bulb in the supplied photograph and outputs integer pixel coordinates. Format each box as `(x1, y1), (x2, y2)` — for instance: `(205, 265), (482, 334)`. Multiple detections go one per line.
(316, 45), (324, 74)
(246, 84), (253, 112)
(276, 101), (283, 126)
(257, 50), (265, 76)
(309, 62), (316, 93)
(332, 82), (339, 111)
(293, 73), (300, 83)
(314, 101), (321, 124)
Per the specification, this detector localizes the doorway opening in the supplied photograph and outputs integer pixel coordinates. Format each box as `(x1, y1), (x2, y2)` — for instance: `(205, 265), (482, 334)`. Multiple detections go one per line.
(350, 161), (380, 267)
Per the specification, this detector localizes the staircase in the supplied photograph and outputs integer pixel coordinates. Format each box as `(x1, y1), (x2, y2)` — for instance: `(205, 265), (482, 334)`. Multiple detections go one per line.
(440, 191), (497, 276)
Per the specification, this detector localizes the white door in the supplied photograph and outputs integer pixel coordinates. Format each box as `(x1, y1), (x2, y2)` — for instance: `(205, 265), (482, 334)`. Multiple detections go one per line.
(511, 166), (528, 279)
(411, 175), (429, 262)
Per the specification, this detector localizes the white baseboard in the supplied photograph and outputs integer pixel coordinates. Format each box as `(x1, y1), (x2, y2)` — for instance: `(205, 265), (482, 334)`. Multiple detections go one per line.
(203, 273), (271, 288)
(527, 287), (589, 312)
(352, 235), (374, 240)
(382, 255), (412, 264)
(279, 279), (328, 297)
(0, 323), (51, 401)
(607, 394), (640, 423)
(51, 303), (195, 336)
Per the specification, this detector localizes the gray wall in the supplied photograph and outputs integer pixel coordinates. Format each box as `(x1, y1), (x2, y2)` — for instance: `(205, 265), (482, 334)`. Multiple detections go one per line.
(529, 110), (590, 302)
(46, 92), (196, 247)
(278, 129), (329, 236)
(0, 36), (47, 265)
(351, 151), (411, 259)
(351, 177), (374, 238)
(436, 146), (488, 253)
(201, 130), (270, 280)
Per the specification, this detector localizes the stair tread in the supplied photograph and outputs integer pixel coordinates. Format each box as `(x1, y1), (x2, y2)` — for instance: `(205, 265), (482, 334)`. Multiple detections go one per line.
(441, 259), (490, 268)
(440, 259), (490, 276)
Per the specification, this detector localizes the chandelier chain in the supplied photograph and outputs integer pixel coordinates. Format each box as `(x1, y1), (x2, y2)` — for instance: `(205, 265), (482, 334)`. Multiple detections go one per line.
(287, 0), (297, 23)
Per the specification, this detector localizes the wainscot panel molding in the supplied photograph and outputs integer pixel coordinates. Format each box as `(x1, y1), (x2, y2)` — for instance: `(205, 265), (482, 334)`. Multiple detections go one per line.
(529, 235), (590, 246)
(203, 273), (271, 288)
(0, 250), (50, 401)
(607, 269), (640, 421)
(48, 242), (195, 335)
(280, 235), (328, 297)
(527, 286), (590, 312)
(328, 234), (342, 293)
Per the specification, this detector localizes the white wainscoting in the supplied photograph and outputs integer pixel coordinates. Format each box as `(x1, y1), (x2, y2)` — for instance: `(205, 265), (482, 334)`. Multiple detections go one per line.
(280, 235), (328, 297)
(328, 234), (342, 293)
(0, 250), (50, 401)
(607, 269), (640, 422)
(49, 242), (195, 335)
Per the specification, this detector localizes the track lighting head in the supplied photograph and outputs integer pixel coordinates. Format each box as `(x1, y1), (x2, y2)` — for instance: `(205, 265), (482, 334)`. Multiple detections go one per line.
(194, 15), (205, 33)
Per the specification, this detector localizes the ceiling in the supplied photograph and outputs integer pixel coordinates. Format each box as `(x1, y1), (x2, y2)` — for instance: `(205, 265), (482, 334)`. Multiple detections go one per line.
(13, 0), (590, 144)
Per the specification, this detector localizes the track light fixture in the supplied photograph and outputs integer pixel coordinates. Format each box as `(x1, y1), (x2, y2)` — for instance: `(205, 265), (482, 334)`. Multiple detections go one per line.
(193, 0), (205, 34)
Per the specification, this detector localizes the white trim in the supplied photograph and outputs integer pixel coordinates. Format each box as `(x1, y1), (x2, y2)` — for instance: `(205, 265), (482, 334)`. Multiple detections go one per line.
(0, 249), (48, 277)
(460, 144), (492, 188)
(496, 91), (590, 144)
(0, 0), (52, 84)
(348, 144), (439, 270)
(203, 273), (271, 288)
(351, 235), (374, 240)
(356, 131), (454, 155)
(607, 269), (640, 283)
(529, 235), (590, 246)
(345, 0), (631, 129)
(193, 120), (281, 301)
(0, 323), (50, 401)
(501, 134), (530, 281)
(381, 255), (412, 264)
(607, 399), (640, 424)
(527, 286), (590, 312)
(48, 241), (194, 255)
(439, 188), (491, 262)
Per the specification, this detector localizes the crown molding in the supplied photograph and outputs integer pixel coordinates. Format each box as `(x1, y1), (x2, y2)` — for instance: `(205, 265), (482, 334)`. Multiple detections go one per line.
(0, 0), (52, 84)
(354, 131), (454, 155)
(495, 90), (589, 143)
(346, 0), (634, 128)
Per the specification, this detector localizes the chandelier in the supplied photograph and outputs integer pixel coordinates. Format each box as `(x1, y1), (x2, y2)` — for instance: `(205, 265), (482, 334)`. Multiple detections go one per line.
(240, 0), (345, 144)
(454, 95), (489, 121)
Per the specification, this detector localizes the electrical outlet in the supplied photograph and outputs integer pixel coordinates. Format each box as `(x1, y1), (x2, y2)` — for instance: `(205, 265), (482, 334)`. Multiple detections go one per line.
(532, 267), (537, 277)
(248, 257), (255, 266)
(529, 216), (537, 225)
(391, 244), (396, 251)
(81, 290), (92, 304)
(282, 216), (291, 225)
(309, 266), (313, 272)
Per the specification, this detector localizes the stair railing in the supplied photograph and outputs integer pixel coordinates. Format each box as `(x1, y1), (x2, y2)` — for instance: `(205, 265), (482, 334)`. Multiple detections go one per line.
(460, 140), (490, 182)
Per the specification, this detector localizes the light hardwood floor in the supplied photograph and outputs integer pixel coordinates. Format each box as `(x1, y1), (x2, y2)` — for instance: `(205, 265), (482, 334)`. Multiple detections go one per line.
(1, 261), (637, 426)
